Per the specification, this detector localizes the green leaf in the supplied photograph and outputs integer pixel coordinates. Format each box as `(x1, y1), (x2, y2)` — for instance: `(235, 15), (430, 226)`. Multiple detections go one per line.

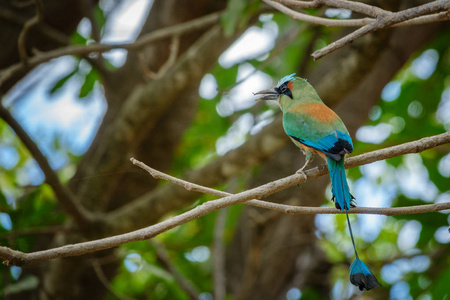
(70, 32), (87, 45)
(78, 68), (99, 98)
(48, 69), (77, 95)
(93, 5), (107, 33)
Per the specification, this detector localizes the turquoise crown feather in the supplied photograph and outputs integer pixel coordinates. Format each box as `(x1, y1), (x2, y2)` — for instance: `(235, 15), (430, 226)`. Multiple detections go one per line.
(276, 73), (296, 88)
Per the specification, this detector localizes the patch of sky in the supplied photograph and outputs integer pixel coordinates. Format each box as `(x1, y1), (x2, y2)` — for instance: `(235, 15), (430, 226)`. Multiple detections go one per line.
(123, 252), (143, 272)
(199, 74), (218, 99)
(410, 49), (439, 80)
(286, 288), (302, 300)
(382, 264), (403, 284)
(397, 220), (421, 252)
(4, 57), (107, 159)
(438, 153), (450, 177)
(381, 81), (401, 102)
(250, 109), (275, 135)
(396, 154), (438, 202)
(390, 281), (412, 300)
(0, 213), (12, 230)
(325, 8), (352, 19)
(410, 255), (431, 272)
(434, 226), (450, 244)
(216, 113), (254, 155)
(353, 179), (392, 242)
(184, 246), (210, 262)
(314, 213), (336, 238)
(0, 146), (19, 170)
(216, 63), (273, 117)
(219, 20), (278, 68)
(16, 160), (45, 186)
(435, 192), (450, 205)
(77, 18), (92, 40)
(356, 123), (391, 144)
(436, 87), (450, 130)
(101, 0), (152, 67)
(199, 293), (213, 300)
(354, 161), (397, 242)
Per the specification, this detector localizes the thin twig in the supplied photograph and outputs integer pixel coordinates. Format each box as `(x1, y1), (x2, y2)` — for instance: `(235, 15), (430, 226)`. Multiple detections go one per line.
(132, 131), (450, 215)
(317, 0), (390, 18)
(17, 0), (45, 64)
(264, 0), (374, 27)
(151, 241), (200, 299)
(274, 0), (321, 9)
(0, 11), (222, 87)
(311, 0), (450, 60)
(0, 132), (448, 266)
(146, 35), (180, 80)
(0, 105), (94, 228)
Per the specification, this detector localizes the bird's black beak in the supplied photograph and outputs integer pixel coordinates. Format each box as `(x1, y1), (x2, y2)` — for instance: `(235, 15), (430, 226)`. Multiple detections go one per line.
(253, 89), (279, 101)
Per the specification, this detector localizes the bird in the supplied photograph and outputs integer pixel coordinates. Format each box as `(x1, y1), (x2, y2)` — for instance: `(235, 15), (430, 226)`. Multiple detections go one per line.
(254, 73), (381, 291)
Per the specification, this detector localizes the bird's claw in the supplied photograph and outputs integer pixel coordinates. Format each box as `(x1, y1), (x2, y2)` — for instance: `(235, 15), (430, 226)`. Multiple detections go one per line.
(295, 168), (307, 181)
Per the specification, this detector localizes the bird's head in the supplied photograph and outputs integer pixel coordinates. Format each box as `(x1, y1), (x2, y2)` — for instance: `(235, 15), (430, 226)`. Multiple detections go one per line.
(254, 73), (320, 109)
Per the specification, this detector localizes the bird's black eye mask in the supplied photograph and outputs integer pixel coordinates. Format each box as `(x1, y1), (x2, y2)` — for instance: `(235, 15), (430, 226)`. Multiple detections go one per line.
(275, 82), (293, 99)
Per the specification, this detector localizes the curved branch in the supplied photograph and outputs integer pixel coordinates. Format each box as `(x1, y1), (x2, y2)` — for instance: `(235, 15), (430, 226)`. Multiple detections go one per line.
(264, 0), (374, 27)
(0, 132), (448, 266)
(131, 131), (450, 215)
(0, 11), (222, 88)
(311, 0), (450, 59)
(0, 105), (94, 227)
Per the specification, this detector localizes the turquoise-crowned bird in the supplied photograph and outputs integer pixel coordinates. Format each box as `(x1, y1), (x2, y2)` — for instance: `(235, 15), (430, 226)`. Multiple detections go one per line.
(254, 73), (380, 291)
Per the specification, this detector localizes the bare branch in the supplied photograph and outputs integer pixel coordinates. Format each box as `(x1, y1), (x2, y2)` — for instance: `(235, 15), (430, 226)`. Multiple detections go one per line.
(0, 132), (448, 266)
(0, 105), (94, 228)
(0, 11), (222, 88)
(263, 0), (374, 27)
(17, 0), (45, 64)
(131, 131), (450, 215)
(318, 0), (390, 18)
(145, 35), (180, 80)
(274, 0), (321, 9)
(312, 0), (450, 59)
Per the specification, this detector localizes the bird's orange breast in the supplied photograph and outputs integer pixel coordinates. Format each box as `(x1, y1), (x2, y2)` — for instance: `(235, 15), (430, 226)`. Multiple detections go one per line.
(291, 103), (339, 124)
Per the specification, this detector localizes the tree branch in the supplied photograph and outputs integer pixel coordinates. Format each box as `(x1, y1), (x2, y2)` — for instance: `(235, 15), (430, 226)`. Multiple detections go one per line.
(0, 132), (448, 266)
(311, 0), (450, 59)
(0, 11), (222, 88)
(17, 0), (45, 64)
(265, 0), (450, 60)
(0, 105), (94, 228)
(131, 131), (450, 215)
(263, 0), (374, 27)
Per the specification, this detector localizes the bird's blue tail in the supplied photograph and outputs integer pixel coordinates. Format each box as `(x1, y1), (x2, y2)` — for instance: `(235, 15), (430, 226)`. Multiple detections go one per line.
(327, 157), (353, 211)
(327, 157), (381, 291)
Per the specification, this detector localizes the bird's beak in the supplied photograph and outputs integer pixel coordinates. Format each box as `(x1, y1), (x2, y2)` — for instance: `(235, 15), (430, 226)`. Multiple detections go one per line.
(253, 89), (279, 101)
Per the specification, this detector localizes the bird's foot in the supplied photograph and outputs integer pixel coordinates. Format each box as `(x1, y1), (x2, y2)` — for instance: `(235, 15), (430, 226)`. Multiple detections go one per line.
(295, 168), (308, 181)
